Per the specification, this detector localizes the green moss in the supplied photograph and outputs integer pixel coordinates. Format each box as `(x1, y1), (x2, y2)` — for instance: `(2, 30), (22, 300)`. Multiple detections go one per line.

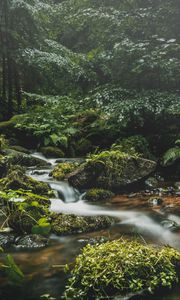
(64, 239), (180, 299)
(86, 150), (133, 186)
(0, 189), (50, 208)
(9, 145), (30, 154)
(51, 213), (115, 235)
(40, 146), (65, 158)
(85, 188), (114, 202)
(0, 166), (51, 196)
(51, 162), (78, 180)
(87, 149), (132, 164)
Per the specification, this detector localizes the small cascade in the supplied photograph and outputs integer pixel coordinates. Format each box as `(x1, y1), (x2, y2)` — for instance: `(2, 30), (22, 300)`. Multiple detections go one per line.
(31, 152), (58, 166)
(28, 153), (81, 204)
(50, 181), (80, 203)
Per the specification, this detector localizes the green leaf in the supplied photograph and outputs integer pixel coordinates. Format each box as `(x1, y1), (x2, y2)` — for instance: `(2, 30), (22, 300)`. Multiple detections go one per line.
(32, 218), (51, 236)
(5, 255), (24, 285)
(50, 133), (60, 145)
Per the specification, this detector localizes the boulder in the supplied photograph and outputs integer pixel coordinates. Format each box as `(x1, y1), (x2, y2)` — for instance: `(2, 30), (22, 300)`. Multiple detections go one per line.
(51, 213), (115, 235)
(5, 149), (49, 167)
(0, 233), (15, 248)
(0, 166), (51, 196)
(68, 150), (156, 191)
(9, 145), (31, 154)
(40, 146), (65, 158)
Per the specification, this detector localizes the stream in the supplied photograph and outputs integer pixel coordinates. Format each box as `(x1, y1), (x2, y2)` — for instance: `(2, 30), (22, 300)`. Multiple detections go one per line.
(0, 153), (180, 300)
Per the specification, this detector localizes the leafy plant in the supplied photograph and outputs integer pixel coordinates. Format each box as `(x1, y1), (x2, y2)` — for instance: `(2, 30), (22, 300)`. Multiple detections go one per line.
(0, 248), (24, 286)
(5, 255), (24, 286)
(162, 144), (180, 166)
(32, 217), (51, 236)
(64, 239), (180, 299)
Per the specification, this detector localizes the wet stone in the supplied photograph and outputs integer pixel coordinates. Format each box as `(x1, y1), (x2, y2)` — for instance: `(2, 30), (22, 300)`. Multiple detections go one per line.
(78, 236), (109, 246)
(31, 170), (50, 176)
(14, 234), (49, 249)
(145, 177), (159, 189)
(0, 233), (15, 248)
(148, 197), (163, 206)
(161, 219), (179, 231)
(128, 193), (137, 198)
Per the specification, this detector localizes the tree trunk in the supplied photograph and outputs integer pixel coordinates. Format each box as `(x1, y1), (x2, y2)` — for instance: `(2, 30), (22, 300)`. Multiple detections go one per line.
(14, 64), (22, 113)
(2, 54), (7, 102)
(7, 55), (13, 117)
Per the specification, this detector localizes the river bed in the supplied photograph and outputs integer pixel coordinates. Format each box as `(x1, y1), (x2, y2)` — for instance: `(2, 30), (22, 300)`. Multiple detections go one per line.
(0, 153), (180, 300)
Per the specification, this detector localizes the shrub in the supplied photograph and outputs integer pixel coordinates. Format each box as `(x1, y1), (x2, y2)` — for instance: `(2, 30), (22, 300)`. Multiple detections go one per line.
(64, 239), (180, 299)
(161, 140), (180, 166)
(112, 135), (152, 159)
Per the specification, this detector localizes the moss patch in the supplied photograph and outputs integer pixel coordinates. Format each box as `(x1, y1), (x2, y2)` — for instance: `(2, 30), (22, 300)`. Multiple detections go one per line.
(0, 189), (50, 208)
(51, 213), (115, 235)
(51, 162), (79, 181)
(85, 188), (114, 202)
(64, 239), (180, 299)
(0, 166), (51, 196)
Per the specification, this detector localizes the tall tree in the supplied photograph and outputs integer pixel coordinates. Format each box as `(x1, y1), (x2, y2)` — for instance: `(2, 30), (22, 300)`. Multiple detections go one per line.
(0, 0), (42, 119)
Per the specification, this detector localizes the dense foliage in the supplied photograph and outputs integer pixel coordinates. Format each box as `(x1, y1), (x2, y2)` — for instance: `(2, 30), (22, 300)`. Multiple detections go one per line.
(64, 239), (180, 299)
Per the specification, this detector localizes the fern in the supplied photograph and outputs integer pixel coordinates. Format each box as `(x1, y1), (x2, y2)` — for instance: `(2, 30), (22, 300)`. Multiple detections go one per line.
(162, 147), (180, 166)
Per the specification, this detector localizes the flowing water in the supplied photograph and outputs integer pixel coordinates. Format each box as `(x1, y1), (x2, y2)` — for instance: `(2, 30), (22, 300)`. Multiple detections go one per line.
(0, 153), (180, 300)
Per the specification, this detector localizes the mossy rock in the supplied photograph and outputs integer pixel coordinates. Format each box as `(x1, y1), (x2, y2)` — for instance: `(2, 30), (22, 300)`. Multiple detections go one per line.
(51, 213), (115, 235)
(0, 166), (51, 196)
(51, 162), (79, 181)
(5, 149), (49, 167)
(9, 145), (31, 154)
(0, 189), (50, 208)
(85, 188), (114, 202)
(68, 150), (157, 191)
(40, 146), (65, 158)
(64, 239), (180, 299)
(21, 191), (50, 207)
